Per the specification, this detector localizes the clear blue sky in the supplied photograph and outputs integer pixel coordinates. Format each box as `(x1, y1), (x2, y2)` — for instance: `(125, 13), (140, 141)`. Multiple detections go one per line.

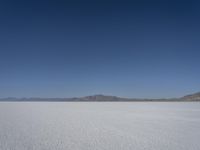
(0, 0), (200, 98)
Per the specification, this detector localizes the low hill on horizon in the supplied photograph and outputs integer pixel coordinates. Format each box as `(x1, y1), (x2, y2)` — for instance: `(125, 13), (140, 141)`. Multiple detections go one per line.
(181, 92), (200, 101)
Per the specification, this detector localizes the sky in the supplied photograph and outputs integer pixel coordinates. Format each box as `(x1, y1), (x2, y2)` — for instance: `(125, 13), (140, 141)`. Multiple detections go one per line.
(0, 0), (200, 98)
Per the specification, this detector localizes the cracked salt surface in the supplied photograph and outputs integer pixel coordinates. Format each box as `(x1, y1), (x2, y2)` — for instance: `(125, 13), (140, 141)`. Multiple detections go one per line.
(0, 102), (200, 150)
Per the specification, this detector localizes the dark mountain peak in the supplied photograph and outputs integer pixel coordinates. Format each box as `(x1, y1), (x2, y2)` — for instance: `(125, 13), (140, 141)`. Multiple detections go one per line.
(81, 94), (123, 101)
(182, 92), (200, 101)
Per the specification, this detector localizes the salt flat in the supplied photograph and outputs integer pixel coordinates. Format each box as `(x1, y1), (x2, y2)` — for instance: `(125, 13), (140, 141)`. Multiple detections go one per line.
(0, 102), (200, 150)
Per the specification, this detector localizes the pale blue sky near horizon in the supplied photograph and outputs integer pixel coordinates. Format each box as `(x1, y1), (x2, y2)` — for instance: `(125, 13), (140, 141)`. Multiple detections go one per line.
(0, 0), (200, 98)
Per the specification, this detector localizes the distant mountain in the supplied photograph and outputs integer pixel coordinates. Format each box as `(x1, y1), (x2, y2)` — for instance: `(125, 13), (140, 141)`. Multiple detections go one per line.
(80, 95), (130, 101)
(181, 92), (200, 101)
(0, 92), (200, 101)
(80, 95), (171, 101)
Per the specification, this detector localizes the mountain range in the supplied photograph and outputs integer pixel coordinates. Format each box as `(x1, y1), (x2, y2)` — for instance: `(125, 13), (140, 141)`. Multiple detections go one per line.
(182, 92), (200, 101)
(0, 92), (200, 101)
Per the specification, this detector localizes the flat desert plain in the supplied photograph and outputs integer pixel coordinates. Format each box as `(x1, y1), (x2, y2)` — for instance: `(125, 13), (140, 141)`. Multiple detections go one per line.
(0, 102), (200, 150)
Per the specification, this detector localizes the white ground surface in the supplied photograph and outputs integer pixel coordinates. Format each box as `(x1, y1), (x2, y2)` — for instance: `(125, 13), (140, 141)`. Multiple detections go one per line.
(0, 102), (200, 150)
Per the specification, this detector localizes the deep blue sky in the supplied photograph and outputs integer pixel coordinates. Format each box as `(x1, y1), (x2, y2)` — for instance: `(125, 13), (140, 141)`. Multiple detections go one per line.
(0, 0), (200, 98)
